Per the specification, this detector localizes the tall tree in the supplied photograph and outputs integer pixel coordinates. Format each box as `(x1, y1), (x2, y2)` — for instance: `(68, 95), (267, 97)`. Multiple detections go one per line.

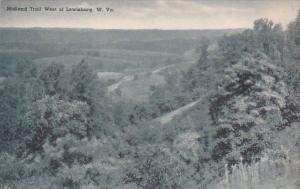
(40, 63), (65, 96)
(287, 10), (300, 60)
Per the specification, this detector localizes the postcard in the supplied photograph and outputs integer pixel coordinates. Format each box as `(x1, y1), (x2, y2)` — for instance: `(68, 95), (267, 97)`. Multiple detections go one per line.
(0, 0), (299, 188)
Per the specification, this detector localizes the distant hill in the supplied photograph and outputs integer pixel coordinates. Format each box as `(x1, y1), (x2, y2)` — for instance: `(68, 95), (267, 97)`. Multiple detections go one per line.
(0, 28), (244, 54)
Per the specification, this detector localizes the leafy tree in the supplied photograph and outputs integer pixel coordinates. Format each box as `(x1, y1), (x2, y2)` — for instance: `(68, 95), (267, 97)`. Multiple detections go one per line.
(282, 9), (300, 132)
(125, 145), (187, 189)
(219, 18), (284, 63)
(69, 60), (115, 136)
(0, 61), (43, 154)
(69, 60), (95, 103)
(23, 95), (92, 155)
(196, 37), (210, 66)
(39, 63), (65, 96)
(287, 10), (300, 60)
(253, 18), (284, 60)
(210, 51), (287, 164)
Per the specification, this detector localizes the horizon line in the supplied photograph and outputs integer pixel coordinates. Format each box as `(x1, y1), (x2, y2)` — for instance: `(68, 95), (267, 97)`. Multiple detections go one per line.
(0, 26), (248, 31)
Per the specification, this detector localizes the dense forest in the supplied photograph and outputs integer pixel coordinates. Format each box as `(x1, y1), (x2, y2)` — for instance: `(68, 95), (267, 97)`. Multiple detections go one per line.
(0, 11), (299, 189)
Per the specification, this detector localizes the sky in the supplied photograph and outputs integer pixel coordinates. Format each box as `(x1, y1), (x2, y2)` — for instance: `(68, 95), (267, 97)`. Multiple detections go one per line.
(0, 0), (299, 29)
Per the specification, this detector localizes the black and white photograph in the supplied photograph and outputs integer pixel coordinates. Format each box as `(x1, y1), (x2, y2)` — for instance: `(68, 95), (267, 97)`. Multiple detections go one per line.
(0, 0), (299, 188)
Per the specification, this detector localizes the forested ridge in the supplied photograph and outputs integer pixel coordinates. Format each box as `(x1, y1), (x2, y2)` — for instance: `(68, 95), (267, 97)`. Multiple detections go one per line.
(0, 12), (299, 189)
